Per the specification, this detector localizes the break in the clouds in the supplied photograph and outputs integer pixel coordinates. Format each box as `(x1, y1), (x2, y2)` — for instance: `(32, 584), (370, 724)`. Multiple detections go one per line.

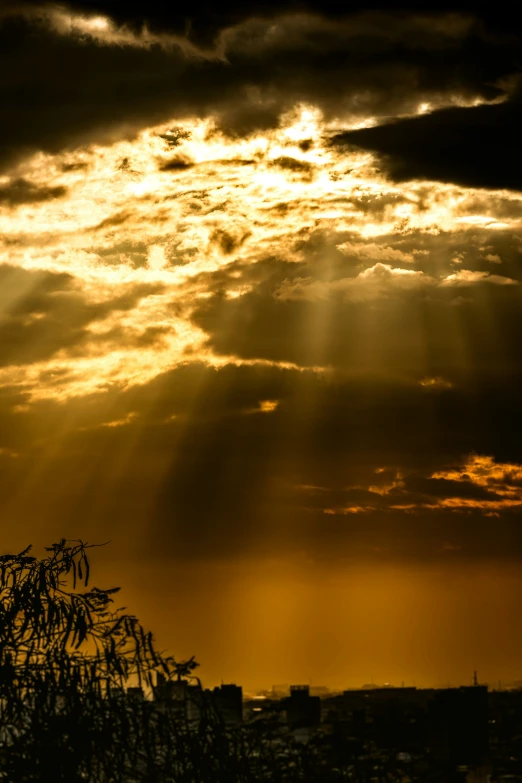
(1, 3), (522, 573)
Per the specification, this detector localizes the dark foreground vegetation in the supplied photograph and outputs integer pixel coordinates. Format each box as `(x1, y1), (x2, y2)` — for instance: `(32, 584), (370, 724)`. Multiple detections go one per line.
(0, 539), (408, 782)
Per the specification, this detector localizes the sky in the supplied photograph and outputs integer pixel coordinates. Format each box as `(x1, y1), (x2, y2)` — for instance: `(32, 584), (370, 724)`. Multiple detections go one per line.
(1, 0), (522, 692)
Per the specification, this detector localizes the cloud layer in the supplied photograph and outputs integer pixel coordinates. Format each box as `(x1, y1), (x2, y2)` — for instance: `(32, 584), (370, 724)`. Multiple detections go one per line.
(0, 2), (521, 572)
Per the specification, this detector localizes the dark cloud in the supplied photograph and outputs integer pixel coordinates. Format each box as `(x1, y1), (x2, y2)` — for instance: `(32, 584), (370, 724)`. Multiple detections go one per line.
(92, 210), (134, 232)
(208, 228), (251, 255)
(4, 233), (519, 563)
(159, 156), (195, 172)
(0, 265), (164, 366)
(0, 177), (67, 206)
(1, 359), (522, 563)
(5, 1), (520, 46)
(0, 5), (519, 170)
(189, 245), (522, 377)
(144, 366), (522, 562)
(334, 94), (522, 191)
(400, 475), (500, 500)
(0, 264), (74, 296)
(270, 157), (314, 179)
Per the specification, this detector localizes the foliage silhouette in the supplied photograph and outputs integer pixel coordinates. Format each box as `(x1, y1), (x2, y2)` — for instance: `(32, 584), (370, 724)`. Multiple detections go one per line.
(0, 539), (397, 782)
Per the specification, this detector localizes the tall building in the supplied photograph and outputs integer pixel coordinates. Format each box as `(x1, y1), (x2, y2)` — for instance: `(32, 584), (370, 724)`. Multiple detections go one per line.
(153, 673), (202, 722)
(285, 685), (321, 730)
(154, 672), (187, 704)
(427, 686), (489, 767)
(212, 684), (243, 726)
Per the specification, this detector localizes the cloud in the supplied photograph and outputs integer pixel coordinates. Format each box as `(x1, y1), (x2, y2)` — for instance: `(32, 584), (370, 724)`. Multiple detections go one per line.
(0, 264), (165, 369)
(336, 241), (415, 263)
(1, 4), (221, 59)
(190, 242), (522, 376)
(0, 178), (67, 206)
(276, 262), (434, 302)
(0, 6), (518, 171)
(1, 107), (519, 400)
(0, 6), (521, 572)
(310, 454), (522, 519)
(334, 93), (522, 191)
(159, 156), (195, 172)
(441, 269), (518, 286)
(270, 156), (314, 176)
(2, 351), (522, 565)
(419, 376), (453, 390)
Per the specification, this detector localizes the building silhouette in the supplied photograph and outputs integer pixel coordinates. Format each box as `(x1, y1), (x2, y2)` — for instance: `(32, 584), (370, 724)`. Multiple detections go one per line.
(427, 685), (489, 767)
(285, 685), (321, 730)
(211, 684), (243, 726)
(153, 673), (202, 722)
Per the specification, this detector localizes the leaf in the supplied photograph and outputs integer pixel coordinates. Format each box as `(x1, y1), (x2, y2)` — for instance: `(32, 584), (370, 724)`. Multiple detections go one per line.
(75, 614), (87, 648)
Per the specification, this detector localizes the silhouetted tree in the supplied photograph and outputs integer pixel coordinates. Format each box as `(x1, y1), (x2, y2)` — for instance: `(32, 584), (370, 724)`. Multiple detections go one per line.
(0, 538), (209, 781)
(0, 539), (400, 782)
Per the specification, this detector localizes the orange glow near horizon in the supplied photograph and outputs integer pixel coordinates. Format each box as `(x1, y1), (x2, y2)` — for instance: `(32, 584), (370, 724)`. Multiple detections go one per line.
(89, 554), (522, 692)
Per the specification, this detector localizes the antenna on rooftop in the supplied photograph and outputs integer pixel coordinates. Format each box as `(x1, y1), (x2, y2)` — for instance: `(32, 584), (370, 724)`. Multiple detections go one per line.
(473, 670), (478, 686)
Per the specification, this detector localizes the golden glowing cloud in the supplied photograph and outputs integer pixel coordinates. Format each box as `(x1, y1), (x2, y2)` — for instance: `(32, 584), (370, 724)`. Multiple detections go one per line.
(0, 106), (521, 404)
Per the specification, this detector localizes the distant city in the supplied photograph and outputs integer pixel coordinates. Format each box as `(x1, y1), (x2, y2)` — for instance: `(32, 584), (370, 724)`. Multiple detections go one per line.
(120, 673), (522, 782)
